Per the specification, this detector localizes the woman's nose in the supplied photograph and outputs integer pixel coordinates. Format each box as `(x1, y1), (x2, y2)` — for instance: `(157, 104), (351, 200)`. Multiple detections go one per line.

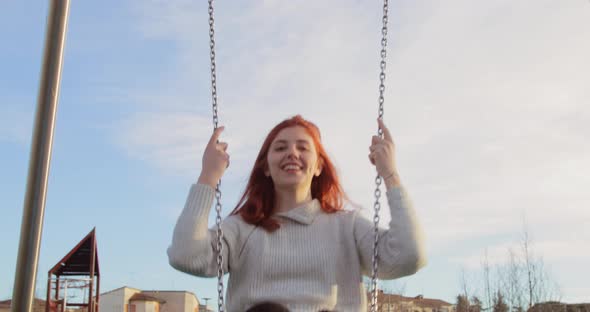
(286, 145), (299, 158)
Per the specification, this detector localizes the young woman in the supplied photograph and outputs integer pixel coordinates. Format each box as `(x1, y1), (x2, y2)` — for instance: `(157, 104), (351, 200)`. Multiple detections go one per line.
(168, 115), (426, 311)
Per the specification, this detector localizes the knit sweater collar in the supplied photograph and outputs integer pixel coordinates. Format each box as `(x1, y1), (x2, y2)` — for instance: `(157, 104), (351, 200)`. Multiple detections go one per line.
(275, 198), (321, 225)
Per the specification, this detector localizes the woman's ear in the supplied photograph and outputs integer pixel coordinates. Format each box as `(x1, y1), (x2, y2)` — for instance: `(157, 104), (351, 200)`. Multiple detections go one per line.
(315, 158), (323, 177)
(263, 163), (270, 177)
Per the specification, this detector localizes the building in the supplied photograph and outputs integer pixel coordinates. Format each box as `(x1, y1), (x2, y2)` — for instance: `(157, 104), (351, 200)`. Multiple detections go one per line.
(370, 291), (454, 312)
(99, 287), (201, 312)
(198, 305), (213, 312)
(529, 301), (590, 312)
(0, 298), (51, 312)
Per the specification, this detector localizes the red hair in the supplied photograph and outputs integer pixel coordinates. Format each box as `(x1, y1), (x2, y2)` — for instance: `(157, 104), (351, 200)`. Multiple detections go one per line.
(231, 115), (346, 232)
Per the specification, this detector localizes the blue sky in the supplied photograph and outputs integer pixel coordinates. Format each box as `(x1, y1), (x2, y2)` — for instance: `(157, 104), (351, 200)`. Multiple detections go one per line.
(1, 0), (589, 309)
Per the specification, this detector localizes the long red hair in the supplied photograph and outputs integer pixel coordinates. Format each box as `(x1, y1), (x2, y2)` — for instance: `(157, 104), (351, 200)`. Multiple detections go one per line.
(231, 115), (346, 232)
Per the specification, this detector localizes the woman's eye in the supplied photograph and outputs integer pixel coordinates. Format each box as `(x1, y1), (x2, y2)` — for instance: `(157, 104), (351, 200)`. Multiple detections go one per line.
(298, 146), (308, 151)
(275, 146), (286, 151)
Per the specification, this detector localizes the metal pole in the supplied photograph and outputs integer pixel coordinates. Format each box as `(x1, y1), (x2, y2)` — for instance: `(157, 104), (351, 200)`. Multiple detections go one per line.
(44, 275), (51, 312)
(88, 236), (96, 312)
(11, 1), (71, 311)
(95, 274), (100, 312)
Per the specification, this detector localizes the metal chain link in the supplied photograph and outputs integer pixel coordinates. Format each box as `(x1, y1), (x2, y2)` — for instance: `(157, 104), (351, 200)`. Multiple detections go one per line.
(370, 0), (389, 311)
(208, 0), (225, 311)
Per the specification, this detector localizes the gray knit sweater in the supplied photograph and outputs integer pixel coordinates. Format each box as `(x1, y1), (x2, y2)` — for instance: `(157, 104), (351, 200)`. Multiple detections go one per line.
(168, 183), (427, 312)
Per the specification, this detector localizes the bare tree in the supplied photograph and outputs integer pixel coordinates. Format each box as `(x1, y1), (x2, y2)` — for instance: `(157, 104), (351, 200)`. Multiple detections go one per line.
(482, 249), (493, 311)
(522, 223), (536, 309)
(457, 295), (471, 312)
(530, 256), (562, 303)
(470, 296), (483, 312)
(500, 247), (524, 312)
(456, 221), (562, 312)
(493, 291), (509, 312)
(520, 220), (562, 308)
(460, 266), (470, 299)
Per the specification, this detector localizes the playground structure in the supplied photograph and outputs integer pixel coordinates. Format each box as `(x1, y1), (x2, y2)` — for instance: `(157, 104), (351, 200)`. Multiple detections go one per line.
(45, 228), (100, 312)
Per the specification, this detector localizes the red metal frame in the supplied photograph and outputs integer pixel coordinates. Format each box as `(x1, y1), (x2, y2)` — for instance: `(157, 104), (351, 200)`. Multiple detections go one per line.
(45, 228), (100, 312)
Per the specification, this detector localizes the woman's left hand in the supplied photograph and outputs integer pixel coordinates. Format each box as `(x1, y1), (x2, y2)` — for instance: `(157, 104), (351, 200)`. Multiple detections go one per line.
(369, 119), (400, 186)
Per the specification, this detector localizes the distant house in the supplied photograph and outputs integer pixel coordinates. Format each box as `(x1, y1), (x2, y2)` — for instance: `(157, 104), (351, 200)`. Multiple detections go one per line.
(529, 301), (590, 312)
(0, 301), (7, 312)
(100, 287), (201, 312)
(370, 291), (454, 312)
(198, 305), (214, 312)
(0, 298), (48, 312)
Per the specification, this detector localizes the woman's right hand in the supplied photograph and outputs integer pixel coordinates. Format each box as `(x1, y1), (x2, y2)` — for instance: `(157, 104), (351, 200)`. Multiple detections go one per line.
(198, 126), (230, 188)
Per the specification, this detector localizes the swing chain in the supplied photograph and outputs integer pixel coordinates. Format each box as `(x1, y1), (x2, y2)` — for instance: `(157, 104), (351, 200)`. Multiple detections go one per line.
(215, 182), (224, 310)
(371, 0), (389, 311)
(208, 0), (225, 311)
(207, 0), (388, 309)
(209, 0), (219, 129)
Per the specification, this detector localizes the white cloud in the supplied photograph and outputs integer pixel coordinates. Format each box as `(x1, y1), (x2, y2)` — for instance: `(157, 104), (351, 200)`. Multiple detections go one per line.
(118, 0), (590, 219)
(110, 0), (590, 301)
(115, 112), (210, 173)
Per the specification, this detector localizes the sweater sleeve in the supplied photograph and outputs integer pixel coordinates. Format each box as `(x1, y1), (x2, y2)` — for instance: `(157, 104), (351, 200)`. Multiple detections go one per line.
(353, 185), (427, 279)
(167, 183), (238, 277)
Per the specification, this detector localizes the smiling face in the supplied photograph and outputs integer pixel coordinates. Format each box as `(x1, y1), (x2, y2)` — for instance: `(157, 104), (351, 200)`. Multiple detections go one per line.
(265, 126), (323, 192)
